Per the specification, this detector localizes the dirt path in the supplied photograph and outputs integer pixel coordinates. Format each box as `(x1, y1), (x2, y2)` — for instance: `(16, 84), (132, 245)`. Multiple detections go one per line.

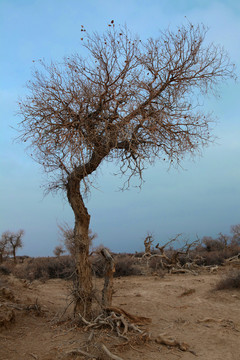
(0, 271), (240, 359)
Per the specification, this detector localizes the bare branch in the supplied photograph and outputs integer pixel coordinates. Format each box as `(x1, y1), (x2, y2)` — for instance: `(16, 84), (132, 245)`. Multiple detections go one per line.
(17, 23), (235, 192)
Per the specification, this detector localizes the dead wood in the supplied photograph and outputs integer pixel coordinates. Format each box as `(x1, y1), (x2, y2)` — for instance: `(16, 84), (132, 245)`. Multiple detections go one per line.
(101, 248), (115, 307)
(65, 348), (96, 358)
(170, 268), (198, 276)
(101, 343), (124, 360)
(52, 299), (74, 323)
(29, 353), (38, 360)
(1, 299), (42, 315)
(155, 334), (190, 351)
(144, 235), (154, 256)
(77, 306), (151, 344)
(225, 253), (240, 263)
(105, 306), (152, 325)
(153, 236), (201, 274)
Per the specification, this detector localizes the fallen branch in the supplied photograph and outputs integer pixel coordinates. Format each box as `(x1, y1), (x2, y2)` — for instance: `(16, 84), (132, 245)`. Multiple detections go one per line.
(155, 334), (189, 351)
(29, 353), (38, 360)
(101, 343), (124, 360)
(65, 348), (96, 358)
(225, 253), (240, 263)
(170, 268), (198, 276)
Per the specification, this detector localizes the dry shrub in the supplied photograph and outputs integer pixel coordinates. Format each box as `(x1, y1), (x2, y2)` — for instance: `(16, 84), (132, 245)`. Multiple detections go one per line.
(202, 238), (225, 252)
(114, 255), (142, 277)
(149, 256), (164, 271)
(8, 256), (74, 281)
(0, 306), (15, 328)
(133, 251), (144, 258)
(0, 265), (11, 275)
(198, 251), (226, 266)
(91, 252), (142, 278)
(192, 245), (240, 266)
(216, 270), (240, 290)
(3, 253), (142, 281)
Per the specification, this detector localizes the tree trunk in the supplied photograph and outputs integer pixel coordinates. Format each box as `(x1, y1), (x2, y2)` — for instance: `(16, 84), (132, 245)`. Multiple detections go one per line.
(67, 175), (93, 319)
(13, 247), (16, 264)
(101, 248), (115, 307)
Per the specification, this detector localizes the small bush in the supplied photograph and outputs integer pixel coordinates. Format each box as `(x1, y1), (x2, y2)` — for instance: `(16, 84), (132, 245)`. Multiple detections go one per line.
(201, 251), (226, 266)
(114, 255), (142, 277)
(216, 271), (240, 290)
(149, 256), (164, 271)
(202, 238), (225, 252)
(192, 247), (240, 267)
(91, 252), (142, 278)
(0, 265), (11, 275)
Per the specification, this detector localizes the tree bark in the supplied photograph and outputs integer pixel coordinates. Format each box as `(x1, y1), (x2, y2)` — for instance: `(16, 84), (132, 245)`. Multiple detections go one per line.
(66, 174), (93, 319)
(101, 248), (115, 307)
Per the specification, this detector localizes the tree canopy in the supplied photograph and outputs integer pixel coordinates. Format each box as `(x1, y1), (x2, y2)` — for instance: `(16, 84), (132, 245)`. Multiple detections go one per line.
(18, 23), (235, 192)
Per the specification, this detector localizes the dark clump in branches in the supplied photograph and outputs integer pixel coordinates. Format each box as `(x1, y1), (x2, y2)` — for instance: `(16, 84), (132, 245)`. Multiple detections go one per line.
(17, 22), (235, 318)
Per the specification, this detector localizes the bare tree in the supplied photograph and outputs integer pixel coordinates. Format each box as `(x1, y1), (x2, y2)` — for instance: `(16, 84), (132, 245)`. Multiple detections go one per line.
(144, 234), (154, 256)
(0, 235), (9, 264)
(2, 230), (24, 263)
(230, 224), (240, 245)
(218, 232), (230, 249)
(53, 245), (65, 257)
(17, 22), (235, 317)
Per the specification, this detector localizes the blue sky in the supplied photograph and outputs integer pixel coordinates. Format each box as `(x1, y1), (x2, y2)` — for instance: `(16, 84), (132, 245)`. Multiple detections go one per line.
(0, 0), (240, 256)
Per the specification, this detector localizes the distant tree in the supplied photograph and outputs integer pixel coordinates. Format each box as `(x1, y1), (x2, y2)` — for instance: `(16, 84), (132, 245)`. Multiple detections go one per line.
(202, 236), (225, 252)
(230, 224), (240, 246)
(2, 230), (24, 263)
(53, 245), (65, 257)
(218, 232), (230, 249)
(17, 22), (235, 317)
(144, 234), (154, 256)
(0, 235), (9, 264)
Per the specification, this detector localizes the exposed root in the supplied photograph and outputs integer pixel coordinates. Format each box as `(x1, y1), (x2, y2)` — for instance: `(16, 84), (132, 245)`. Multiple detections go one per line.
(29, 353), (38, 360)
(105, 306), (151, 325)
(65, 348), (96, 358)
(77, 307), (150, 339)
(101, 343), (124, 360)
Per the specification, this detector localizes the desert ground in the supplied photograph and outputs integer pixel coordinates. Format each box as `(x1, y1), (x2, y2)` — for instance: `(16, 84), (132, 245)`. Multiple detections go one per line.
(0, 268), (240, 360)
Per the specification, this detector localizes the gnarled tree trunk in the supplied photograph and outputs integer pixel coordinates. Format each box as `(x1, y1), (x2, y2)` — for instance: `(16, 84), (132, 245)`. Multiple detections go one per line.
(101, 248), (115, 307)
(67, 175), (93, 319)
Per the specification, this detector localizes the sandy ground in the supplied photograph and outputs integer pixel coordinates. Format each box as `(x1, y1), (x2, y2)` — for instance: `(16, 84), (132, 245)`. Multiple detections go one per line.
(0, 270), (240, 360)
